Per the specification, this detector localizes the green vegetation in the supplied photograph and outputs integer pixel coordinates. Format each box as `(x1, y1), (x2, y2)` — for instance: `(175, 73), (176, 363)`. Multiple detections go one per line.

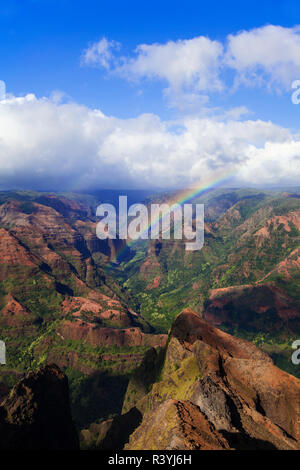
(111, 192), (300, 333)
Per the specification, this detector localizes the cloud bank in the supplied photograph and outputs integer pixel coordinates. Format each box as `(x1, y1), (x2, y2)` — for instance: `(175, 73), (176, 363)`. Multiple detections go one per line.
(0, 93), (299, 191)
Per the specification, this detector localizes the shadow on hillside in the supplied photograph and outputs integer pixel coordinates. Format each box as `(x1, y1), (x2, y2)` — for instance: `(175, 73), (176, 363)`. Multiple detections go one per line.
(99, 406), (142, 450)
(69, 370), (129, 429)
(221, 430), (278, 450)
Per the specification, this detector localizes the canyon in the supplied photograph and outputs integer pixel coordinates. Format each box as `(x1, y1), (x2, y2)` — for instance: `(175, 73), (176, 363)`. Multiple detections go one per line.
(0, 187), (300, 448)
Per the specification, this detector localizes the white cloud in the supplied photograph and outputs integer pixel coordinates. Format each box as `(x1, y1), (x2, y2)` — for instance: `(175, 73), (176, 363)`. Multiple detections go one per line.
(226, 25), (300, 90)
(83, 26), (300, 101)
(81, 37), (120, 69)
(0, 93), (299, 190)
(83, 36), (224, 108)
(117, 36), (224, 92)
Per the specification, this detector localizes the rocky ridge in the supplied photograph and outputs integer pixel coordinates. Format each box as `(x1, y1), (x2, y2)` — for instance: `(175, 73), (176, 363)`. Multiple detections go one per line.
(107, 309), (300, 450)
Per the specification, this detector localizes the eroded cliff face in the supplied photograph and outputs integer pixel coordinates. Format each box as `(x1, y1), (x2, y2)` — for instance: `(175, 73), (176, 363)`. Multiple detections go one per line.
(0, 198), (124, 289)
(123, 310), (300, 450)
(0, 364), (79, 450)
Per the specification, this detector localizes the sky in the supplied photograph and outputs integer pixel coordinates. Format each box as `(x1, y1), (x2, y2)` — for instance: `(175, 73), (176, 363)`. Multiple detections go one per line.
(0, 0), (300, 190)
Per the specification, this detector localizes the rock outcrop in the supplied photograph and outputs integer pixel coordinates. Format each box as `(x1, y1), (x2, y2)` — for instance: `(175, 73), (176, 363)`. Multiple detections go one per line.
(125, 399), (231, 450)
(0, 364), (79, 450)
(58, 320), (167, 348)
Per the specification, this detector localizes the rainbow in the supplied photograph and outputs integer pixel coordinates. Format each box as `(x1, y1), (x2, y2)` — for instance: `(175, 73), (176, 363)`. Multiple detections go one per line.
(113, 171), (235, 262)
(166, 172), (234, 206)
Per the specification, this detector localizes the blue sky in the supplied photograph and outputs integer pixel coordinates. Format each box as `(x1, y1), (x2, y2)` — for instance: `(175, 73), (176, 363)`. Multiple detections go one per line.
(0, 0), (299, 123)
(0, 0), (300, 190)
